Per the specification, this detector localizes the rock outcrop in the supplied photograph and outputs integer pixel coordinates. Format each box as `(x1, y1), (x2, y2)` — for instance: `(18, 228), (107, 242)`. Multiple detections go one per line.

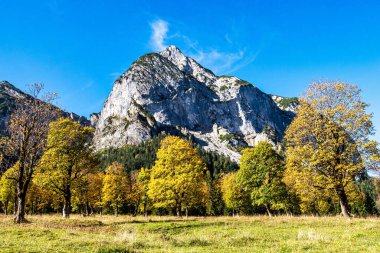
(93, 46), (296, 161)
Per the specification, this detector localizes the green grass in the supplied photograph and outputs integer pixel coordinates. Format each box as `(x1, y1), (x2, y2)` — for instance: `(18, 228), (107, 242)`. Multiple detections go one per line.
(0, 215), (379, 252)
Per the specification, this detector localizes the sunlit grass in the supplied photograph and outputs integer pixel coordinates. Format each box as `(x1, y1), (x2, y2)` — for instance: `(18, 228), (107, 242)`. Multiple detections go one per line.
(0, 214), (379, 252)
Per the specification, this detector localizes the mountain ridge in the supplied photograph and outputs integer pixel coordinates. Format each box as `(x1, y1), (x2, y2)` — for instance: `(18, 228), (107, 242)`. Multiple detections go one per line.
(0, 80), (91, 133)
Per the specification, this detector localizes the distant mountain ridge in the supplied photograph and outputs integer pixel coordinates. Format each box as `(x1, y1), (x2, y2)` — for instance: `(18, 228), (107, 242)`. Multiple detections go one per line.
(0, 80), (91, 134)
(93, 46), (298, 161)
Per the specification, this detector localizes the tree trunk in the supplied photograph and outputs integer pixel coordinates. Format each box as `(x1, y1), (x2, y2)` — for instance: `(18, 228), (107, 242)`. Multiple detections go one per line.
(14, 193), (27, 223)
(13, 198), (17, 215)
(89, 204), (94, 216)
(115, 203), (118, 216)
(176, 203), (181, 217)
(4, 201), (8, 215)
(185, 207), (188, 218)
(133, 199), (140, 217)
(85, 201), (89, 217)
(31, 201), (34, 215)
(143, 203), (147, 217)
(336, 186), (351, 218)
(62, 192), (71, 219)
(266, 206), (272, 217)
(15, 170), (30, 223)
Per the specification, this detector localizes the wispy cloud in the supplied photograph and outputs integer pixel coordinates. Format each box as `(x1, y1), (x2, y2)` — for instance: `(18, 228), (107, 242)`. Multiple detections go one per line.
(224, 33), (233, 44)
(150, 19), (169, 51)
(222, 50), (261, 75)
(189, 49), (245, 74)
(148, 18), (258, 74)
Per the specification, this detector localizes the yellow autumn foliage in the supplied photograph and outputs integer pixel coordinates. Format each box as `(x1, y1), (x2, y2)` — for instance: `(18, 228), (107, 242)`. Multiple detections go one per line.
(284, 82), (378, 217)
(147, 136), (207, 215)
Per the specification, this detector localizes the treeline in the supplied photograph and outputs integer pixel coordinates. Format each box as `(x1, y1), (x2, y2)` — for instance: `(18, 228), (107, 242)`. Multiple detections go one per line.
(0, 133), (240, 217)
(97, 133), (238, 177)
(0, 82), (380, 222)
(0, 136), (378, 217)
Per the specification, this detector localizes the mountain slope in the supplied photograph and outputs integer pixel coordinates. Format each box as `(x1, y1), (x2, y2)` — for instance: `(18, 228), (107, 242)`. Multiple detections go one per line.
(93, 46), (296, 161)
(0, 81), (91, 134)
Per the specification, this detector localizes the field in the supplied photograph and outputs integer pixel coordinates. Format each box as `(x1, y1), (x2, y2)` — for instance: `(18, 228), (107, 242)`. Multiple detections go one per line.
(0, 215), (379, 253)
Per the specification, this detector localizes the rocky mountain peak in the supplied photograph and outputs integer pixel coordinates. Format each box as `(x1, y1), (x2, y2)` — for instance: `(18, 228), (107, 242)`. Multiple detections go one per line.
(93, 46), (297, 161)
(159, 46), (217, 86)
(160, 45), (187, 63)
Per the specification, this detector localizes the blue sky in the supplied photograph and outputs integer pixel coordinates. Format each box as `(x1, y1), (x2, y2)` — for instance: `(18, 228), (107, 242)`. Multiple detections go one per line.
(0, 0), (379, 141)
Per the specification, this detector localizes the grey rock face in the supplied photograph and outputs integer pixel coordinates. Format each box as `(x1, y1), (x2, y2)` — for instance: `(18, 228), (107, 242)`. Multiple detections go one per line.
(93, 46), (296, 161)
(90, 113), (100, 128)
(0, 81), (25, 134)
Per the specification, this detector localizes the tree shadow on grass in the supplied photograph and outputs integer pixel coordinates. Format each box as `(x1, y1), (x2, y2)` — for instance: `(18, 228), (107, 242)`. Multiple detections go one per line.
(148, 221), (227, 233)
(105, 218), (199, 227)
(41, 219), (105, 229)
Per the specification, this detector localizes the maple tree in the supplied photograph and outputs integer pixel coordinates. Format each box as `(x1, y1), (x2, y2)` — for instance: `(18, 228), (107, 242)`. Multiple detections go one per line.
(34, 117), (96, 218)
(147, 136), (207, 216)
(0, 84), (59, 222)
(285, 81), (379, 217)
(102, 162), (128, 216)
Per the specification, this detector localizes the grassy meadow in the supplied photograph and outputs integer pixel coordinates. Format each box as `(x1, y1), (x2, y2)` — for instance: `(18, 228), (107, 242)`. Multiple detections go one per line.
(0, 215), (379, 252)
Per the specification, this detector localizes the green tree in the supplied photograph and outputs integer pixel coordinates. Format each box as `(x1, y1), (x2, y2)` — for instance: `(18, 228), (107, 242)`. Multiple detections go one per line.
(34, 118), (96, 218)
(237, 142), (289, 216)
(148, 136), (207, 216)
(285, 82), (379, 217)
(206, 176), (225, 216)
(102, 162), (128, 216)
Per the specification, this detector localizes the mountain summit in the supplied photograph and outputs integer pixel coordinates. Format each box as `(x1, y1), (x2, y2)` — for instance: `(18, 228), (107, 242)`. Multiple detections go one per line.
(93, 46), (297, 161)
